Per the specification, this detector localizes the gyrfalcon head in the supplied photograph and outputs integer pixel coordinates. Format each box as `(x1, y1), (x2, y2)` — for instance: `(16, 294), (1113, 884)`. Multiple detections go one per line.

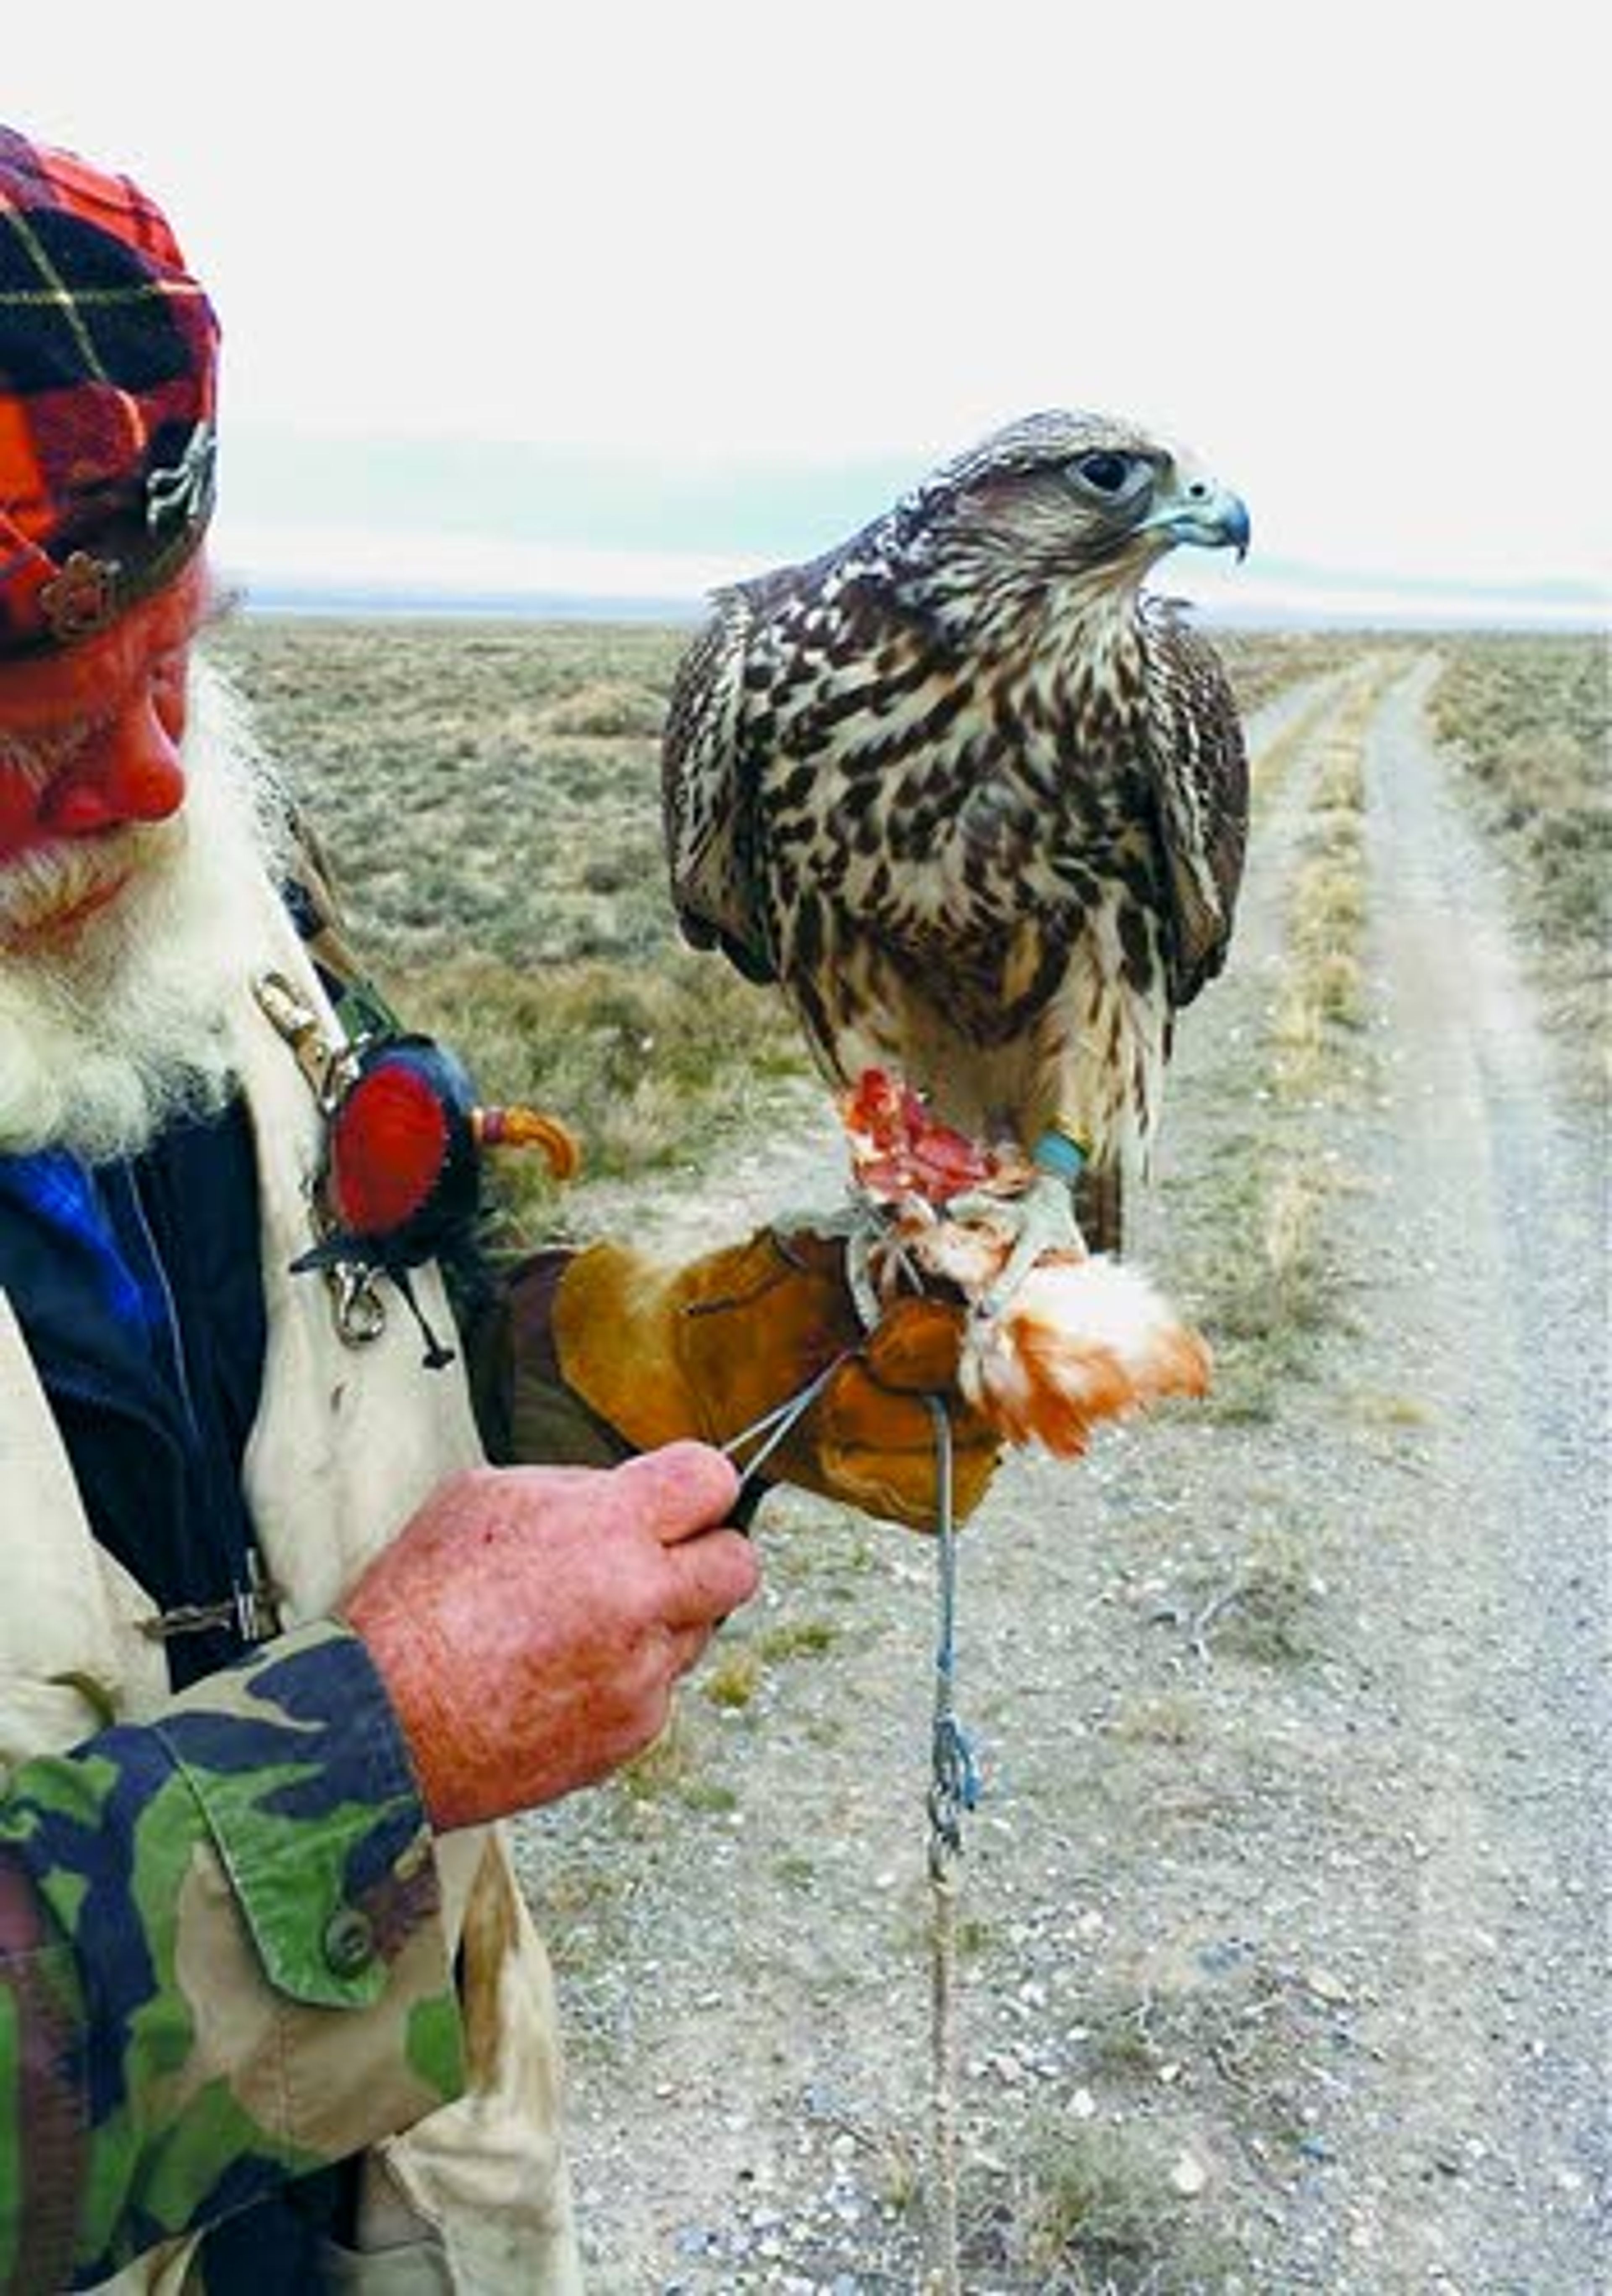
(886, 410), (1250, 611)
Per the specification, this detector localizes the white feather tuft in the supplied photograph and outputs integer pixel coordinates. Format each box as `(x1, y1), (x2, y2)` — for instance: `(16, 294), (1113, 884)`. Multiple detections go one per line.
(959, 1252), (1212, 1457)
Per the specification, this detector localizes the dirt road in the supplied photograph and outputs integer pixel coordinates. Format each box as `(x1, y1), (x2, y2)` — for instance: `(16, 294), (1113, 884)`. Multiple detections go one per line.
(1333, 658), (1608, 2287)
(514, 653), (1609, 2291)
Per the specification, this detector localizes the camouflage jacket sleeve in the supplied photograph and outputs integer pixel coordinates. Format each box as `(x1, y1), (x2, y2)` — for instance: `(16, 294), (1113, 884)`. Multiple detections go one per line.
(0, 1619), (466, 2289)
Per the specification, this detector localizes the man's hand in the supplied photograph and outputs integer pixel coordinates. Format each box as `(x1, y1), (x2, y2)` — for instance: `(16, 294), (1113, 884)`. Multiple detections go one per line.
(344, 1445), (756, 1831)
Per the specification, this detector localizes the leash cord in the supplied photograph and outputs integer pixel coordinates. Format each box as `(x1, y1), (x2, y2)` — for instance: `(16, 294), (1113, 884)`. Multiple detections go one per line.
(717, 1349), (857, 1502)
(922, 1393), (976, 2296)
(720, 1357), (976, 2288)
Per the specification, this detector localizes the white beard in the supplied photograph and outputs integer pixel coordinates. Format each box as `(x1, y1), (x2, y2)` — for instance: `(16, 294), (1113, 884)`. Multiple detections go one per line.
(0, 658), (293, 1163)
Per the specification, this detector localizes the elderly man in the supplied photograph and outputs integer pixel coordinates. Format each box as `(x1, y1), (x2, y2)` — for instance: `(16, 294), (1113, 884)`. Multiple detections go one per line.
(0, 128), (995, 2291)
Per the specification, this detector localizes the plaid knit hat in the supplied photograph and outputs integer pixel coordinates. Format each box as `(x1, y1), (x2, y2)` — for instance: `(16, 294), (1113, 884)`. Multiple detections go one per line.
(0, 126), (219, 657)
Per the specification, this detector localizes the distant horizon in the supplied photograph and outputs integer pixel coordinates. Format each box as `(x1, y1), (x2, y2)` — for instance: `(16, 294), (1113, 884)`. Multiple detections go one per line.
(206, 424), (1608, 645)
(227, 574), (1610, 638)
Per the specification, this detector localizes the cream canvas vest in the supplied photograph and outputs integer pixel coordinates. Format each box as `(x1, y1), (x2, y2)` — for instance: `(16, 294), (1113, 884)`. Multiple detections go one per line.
(0, 875), (582, 2293)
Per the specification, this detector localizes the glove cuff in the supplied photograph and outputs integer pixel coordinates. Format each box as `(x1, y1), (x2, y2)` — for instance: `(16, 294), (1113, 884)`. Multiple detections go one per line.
(551, 1239), (715, 1451)
(474, 1249), (637, 1468)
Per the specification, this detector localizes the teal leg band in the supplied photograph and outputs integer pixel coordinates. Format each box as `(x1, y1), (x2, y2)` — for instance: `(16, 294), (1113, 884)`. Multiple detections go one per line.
(1032, 1129), (1088, 1183)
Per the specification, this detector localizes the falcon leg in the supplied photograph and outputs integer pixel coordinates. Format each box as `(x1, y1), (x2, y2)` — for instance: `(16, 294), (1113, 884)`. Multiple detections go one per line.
(946, 1125), (1091, 1314)
(979, 1169), (1085, 1314)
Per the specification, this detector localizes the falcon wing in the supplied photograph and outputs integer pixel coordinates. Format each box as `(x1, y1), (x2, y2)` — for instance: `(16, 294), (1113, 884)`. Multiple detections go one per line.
(1141, 601), (1250, 1007)
(660, 584), (777, 985)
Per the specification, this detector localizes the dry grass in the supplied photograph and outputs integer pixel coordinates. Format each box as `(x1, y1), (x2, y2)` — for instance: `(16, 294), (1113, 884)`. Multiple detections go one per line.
(395, 950), (809, 1229)
(1246, 691), (1335, 807)
(1106, 1692), (1204, 1747)
(205, 616), (691, 965)
(1272, 711), (1371, 1083)
(617, 1710), (741, 1813)
(698, 1617), (840, 1714)
(1428, 633), (1609, 1078)
(1429, 633), (1607, 947)
(967, 2120), (1190, 2287)
(1214, 628), (1391, 719)
(1191, 1525), (1324, 1666)
(1182, 671), (1382, 1425)
(1246, 652), (1384, 811)
(701, 1650), (764, 1711)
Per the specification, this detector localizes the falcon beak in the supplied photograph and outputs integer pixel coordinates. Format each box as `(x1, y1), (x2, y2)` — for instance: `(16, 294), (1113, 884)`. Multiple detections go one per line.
(1144, 472), (1252, 562)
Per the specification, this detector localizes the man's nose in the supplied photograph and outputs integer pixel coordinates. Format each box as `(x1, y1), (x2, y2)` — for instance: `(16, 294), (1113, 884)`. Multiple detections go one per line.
(41, 693), (188, 837)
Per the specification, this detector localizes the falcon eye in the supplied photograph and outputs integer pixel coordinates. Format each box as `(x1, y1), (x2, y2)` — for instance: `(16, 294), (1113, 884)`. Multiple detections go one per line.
(1073, 451), (1134, 496)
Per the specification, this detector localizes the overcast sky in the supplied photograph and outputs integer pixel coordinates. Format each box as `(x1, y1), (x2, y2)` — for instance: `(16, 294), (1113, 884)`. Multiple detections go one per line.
(8, 3), (1607, 613)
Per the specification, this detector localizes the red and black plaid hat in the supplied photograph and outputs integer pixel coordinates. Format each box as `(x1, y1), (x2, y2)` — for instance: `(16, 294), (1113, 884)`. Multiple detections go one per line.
(0, 126), (219, 657)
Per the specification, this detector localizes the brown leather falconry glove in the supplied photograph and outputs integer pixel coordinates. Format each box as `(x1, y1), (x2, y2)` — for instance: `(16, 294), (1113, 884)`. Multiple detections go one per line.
(478, 1229), (1002, 1532)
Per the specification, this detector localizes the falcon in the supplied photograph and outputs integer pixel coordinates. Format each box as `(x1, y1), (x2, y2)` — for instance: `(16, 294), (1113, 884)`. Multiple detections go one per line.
(661, 410), (1250, 1287)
